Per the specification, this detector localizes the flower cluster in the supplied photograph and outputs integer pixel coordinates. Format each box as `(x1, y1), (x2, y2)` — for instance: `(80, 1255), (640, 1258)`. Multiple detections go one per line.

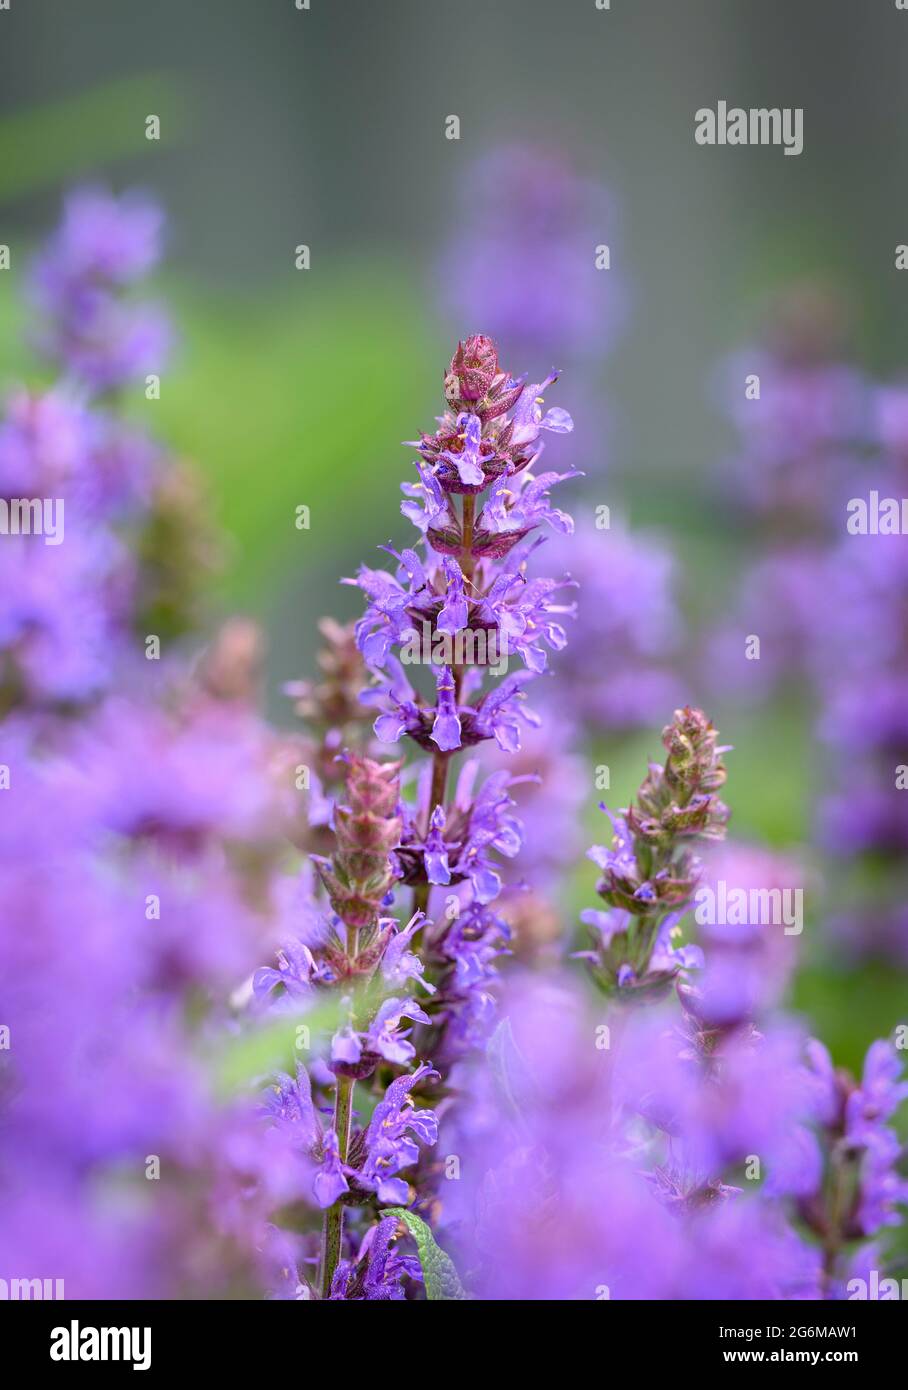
(4, 190), (906, 1306)
(280, 617), (375, 855)
(540, 518), (684, 731)
(801, 1039), (908, 1287)
(351, 334), (576, 756)
(0, 191), (292, 1298)
(251, 335), (578, 1296)
(580, 706), (729, 995)
(0, 191), (217, 711)
(439, 976), (822, 1300)
(439, 146), (626, 363)
(712, 284), (865, 527)
(29, 186), (172, 394)
(254, 752), (441, 1298)
(347, 335), (577, 1066)
(707, 285), (908, 964)
(815, 519), (908, 962)
(440, 715), (908, 1301)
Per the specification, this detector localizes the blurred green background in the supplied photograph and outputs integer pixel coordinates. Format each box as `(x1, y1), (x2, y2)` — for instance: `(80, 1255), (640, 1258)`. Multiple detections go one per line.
(1, 0), (906, 1071)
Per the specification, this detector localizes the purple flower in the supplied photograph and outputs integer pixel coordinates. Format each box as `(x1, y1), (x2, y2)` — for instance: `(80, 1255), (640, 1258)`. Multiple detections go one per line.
(253, 937), (317, 1008)
(508, 374), (575, 451)
(450, 769), (523, 903)
(379, 912), (435, 994)
(845, 1042), (908, 1235)
(329, 1216), (422, 1300)
(312, 1129), (350, 1209)
(0, 389), (87, 497)
(260, 1063), (320, 1152)
(433, 901), (511, 1056)
(394, 762), (525, 905)
(365, 997), (432, 1066)
(0, 531), (130, 702)
(438, 412), (486, 486)
(689, 843), (804, 1027)
(441, 974), (820, 1300)
(540, 519), (684, 730)
(29, 187), (171, 392)
(712, 286), (868, 524)
(423, 804), (452, 884)
(355, 1064), (439, 1205)
(259, 1063), (351, 1211)
(330, 1022), (363, 1067)
(801, 1037), (908, 1255)
(438, 146), (628, 361)
(431, 665), (462, 751)
(359, 1216), (423, 1300)
(0, 190), (325, 1299)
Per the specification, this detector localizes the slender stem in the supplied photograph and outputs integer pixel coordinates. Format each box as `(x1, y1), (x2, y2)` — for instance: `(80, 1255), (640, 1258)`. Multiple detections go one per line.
(413, 751), (451, 917)
(320, 1072), (354, 1298)
(319, 920), (360, 1298)
(819, 1151), (853, 1299)
(413, 498), (470, 915)
(461, 493), (475, 587)
(429, 749), (450, 817)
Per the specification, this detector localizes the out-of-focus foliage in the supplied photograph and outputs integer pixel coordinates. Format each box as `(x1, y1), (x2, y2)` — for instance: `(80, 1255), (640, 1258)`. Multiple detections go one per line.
(154, 269), (436, 602)
(0, 75), (186, 201)
(0, 265), (438, 603)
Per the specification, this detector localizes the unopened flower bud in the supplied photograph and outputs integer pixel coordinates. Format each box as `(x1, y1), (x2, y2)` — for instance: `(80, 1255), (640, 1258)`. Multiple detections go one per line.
(446, 334), (499, 404)
(314, 756), (402, 929)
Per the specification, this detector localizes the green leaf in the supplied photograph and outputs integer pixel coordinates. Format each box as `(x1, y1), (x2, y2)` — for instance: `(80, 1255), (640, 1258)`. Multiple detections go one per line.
(383, 1208), (468, 1301)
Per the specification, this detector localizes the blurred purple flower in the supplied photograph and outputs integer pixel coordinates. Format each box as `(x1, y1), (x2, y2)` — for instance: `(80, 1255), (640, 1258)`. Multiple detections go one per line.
(29, 187), (171, 392)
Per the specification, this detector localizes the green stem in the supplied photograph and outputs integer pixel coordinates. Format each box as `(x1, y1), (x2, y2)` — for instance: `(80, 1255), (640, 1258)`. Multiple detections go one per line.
(320, 1072), (355, 1298)
(820, 1149), (857, 1298)
(412, 751), (451, 918)
(319, 921), (360, 1298)
(461, 493), (475, 587)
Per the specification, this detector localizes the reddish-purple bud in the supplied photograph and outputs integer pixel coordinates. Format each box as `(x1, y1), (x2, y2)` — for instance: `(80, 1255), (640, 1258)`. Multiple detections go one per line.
(316, 756), (402, 929)
(445, 335), (499, 404)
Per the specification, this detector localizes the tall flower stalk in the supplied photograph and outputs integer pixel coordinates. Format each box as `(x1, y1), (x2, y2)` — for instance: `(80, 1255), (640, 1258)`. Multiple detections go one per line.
(255, 333), (577, 1294)
(350, 334), (576, 1067)
(252, 334), (577, 1296)
(580, 706), (729, 996)
(565, 706), (908, 1299)
(256, 750), (439, 1298)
